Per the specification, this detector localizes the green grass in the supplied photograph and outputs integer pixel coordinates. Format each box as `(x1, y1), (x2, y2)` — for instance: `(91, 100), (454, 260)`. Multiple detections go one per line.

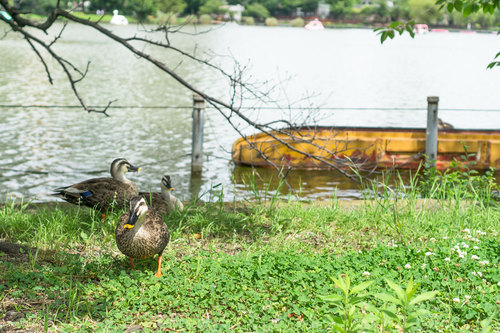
(0, 193), (498, 332)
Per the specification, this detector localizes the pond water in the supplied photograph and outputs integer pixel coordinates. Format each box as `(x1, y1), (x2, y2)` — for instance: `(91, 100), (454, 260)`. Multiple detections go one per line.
(1, 22), (499, 202)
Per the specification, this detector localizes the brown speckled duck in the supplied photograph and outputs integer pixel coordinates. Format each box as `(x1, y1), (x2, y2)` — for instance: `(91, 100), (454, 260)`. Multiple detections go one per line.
(115, 196), (170, 277)
(53, 158), (140, 211)
(140, 175), (184, 215)
(438, 118), (454, 130)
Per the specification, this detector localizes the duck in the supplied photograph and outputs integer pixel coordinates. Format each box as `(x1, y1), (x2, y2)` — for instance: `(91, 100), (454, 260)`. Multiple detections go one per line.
(438, 118), (454, 130)
(53, 158), (140, 211)
(115, 196), (170, 277)
(140, 175), (184, 215)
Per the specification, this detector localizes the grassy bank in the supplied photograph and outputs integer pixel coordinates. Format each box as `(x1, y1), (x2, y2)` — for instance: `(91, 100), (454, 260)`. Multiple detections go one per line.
(0, 192), (498, 332)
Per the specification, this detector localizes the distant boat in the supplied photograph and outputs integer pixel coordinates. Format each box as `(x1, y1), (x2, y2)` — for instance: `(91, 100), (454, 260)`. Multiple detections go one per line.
(414, 24), (429, 34)
(305, 18), (324, 31)
(431, 28), (449, 33)
(110, 9), (128, 26)
(232, 126), (500, 171)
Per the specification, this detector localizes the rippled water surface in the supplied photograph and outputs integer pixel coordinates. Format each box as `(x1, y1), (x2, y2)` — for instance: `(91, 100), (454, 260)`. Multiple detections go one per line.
(1, 22), (499, 202)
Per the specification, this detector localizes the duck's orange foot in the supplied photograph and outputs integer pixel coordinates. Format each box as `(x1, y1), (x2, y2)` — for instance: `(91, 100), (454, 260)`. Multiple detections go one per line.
(154, 254), (163, 278)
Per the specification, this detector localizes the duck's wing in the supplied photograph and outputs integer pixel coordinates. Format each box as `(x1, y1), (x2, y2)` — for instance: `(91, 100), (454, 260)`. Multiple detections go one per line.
(145, 209), (170, 253)
(54, 178), (137, 210)
(140, 192), (168, 215)
(174, 197), (184, 212)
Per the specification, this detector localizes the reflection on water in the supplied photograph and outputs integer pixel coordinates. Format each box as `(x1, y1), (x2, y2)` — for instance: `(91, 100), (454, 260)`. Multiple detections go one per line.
(231, 166), (500, 201)
(0, 22), (499, 202)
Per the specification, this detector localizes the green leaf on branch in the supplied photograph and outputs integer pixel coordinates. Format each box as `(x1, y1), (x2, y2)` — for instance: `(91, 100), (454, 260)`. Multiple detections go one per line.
(386, 279), (405, 301)
(375, 292), (402, 305)
(320, 294), (343, 303)
(350, 280), (374, 294)
(409, 291), (438, 305)
(381, 309), (400, 321)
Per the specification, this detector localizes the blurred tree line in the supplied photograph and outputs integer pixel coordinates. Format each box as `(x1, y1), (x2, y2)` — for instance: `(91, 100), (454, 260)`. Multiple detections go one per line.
(11, 0), (500, 27)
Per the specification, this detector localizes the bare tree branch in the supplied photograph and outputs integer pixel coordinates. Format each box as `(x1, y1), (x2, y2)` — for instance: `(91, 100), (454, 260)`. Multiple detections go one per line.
(0, 1), (378, 187)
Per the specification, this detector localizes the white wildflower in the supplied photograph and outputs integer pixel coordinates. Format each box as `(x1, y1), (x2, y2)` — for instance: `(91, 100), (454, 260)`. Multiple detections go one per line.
(479, 260), (489, 266)
(458, 254), (465, 259)
(453, 297), (460, 303)
(472, 271), (477, 276)
(497, 282), (500, 287)
(471, 255), (480, 260)
(464, 295), (471, 300)
(473, 246), (479, 250)
(425, 251), (433, 257)
(430, 237), (436, 242)
(443, 236), (449, 240)
(462, 228), (470, 234)
(404, 264), (411, 269)
(421, 263), (427, 269)
(461, 243), (469, 249)
(362, 271), (370, 277)
(444, 257), (451, 262)
(478, 271), (483, 277)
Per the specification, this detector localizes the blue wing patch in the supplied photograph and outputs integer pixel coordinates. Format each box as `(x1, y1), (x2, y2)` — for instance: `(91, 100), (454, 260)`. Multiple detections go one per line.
(80, 191), (94, 198)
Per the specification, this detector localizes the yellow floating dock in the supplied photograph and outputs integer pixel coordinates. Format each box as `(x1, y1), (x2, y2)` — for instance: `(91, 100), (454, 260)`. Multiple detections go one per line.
(231, 127), (500, 170)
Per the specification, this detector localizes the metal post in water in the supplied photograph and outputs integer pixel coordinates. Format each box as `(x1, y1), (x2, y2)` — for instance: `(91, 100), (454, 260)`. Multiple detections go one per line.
(425, 96), (439, 169)
(191, 94), (205, 173)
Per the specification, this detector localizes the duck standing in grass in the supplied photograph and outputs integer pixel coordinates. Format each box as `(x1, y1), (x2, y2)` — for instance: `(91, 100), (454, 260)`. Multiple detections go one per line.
(53, 158), (140, 211)
(140, 175), (184, 214)
(115, 196), (170, 277)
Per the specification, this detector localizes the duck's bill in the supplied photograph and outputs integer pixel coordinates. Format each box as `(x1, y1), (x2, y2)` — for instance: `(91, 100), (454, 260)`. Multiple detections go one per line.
(169, 187), (175, 191)
(124, 211), (139, 229)
(129, 164), (141, 172)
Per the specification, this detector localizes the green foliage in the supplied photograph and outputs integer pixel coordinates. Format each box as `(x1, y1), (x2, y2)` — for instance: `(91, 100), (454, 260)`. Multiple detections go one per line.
(89, 0), (126, 12)
(241, 16), (255, 25)
(289, 17), (305, 27)
(155, 0), (187, 14)
(182, 14), (198, 23)
(198, 0), (227, 15)
(377, 0), (500, 68)
(15, 0), (67, 15)
(487, 50), (500, 69)
(0, 182), (498, 331)
(155, 11), (178, 25)
(243, 3), (270, 20)
(265, 16), (279, 26)
(417, 154), (499, 203)
(375, 21), (415, 43)
(409, 0), (445, 23)
(320, 275), (438, 332)
(375, 278), (438, 331)
(125, 0), (156, 20)
(321, 274), (374, 332)
(199, 13), (212, 24)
